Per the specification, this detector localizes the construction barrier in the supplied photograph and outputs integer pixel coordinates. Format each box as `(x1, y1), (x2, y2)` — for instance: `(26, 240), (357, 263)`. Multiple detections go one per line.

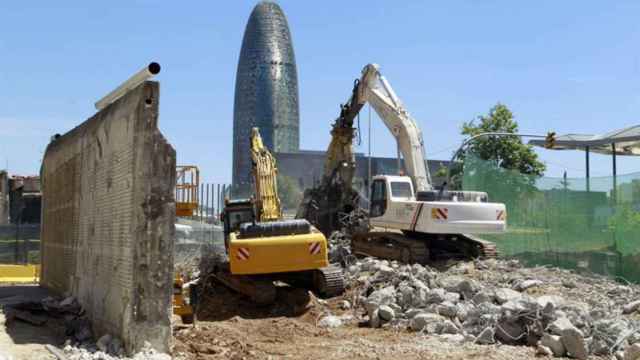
(463, 155), (640, 282)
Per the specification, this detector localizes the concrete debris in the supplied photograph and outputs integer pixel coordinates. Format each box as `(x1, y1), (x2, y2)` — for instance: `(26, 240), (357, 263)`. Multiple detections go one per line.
(328, 237), (640, 358)
(540, 333), (566, 357)
(476, 327), (495, 344)
(561, 327), (588, 360)
(318, 315), (343, 328)
(494, 288), (522, 304)
(410, 313), (444, 333)
(61, 341), (170, 360)
(625, 343), (640, 360)
(623, 300), (640, 314)
(536, 344), (554, 357)
(377, 305), (395, 321)
(339, 300), (351, 310)
(515, 279), (543, 292)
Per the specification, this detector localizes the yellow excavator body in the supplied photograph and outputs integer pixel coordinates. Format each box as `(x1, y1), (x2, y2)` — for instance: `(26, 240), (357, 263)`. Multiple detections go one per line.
(228, 230), (328, 275)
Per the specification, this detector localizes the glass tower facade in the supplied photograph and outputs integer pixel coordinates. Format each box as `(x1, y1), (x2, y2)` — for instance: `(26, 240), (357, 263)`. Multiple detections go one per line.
(232, 1), (300, 189)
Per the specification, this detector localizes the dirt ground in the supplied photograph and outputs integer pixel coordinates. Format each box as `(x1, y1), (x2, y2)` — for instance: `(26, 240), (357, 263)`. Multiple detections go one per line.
(0, 281), (589, 359)
(171, 282), (540, 360)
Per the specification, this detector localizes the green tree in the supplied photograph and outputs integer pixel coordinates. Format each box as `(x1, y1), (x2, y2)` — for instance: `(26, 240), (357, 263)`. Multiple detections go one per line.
(454, 104), (546, 224)
(461, 104), (545, 175)
(277, 174), (303, 210)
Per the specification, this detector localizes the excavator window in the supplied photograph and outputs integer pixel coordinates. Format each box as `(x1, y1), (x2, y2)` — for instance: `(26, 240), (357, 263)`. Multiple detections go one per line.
(370, 179), (387, 217)
(390, 181), (413, 199)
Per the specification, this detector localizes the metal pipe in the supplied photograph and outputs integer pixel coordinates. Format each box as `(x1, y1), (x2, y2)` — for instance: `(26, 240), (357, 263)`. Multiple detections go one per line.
(95, 62), (161, 110)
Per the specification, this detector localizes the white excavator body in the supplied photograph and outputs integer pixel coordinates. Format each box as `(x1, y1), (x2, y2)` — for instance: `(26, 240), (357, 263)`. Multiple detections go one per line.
(368, 175), (506, 235)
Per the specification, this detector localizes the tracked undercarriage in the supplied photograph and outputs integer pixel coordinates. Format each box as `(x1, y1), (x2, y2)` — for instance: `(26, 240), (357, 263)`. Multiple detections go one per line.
(211, 261), (345, 305)
(350, 227), (498, 264)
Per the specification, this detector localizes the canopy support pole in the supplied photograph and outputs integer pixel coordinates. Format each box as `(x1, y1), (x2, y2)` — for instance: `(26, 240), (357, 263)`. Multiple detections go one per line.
(612, 143), (617, 204)
(585, 146), (590, 193)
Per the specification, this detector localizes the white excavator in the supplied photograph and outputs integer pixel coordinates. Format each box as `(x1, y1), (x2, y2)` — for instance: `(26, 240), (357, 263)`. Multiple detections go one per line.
(297, 64), (506, 262)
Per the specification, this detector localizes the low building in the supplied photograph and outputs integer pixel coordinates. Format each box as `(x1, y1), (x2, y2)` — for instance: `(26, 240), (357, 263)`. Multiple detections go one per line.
(8, 176), (41, 224)
(274, 150), (450, 193)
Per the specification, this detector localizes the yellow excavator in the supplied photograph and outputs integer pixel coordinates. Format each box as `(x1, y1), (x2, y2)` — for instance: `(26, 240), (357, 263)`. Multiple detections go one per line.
(173, 165), (200, 324)
(214, 128), (344, 304)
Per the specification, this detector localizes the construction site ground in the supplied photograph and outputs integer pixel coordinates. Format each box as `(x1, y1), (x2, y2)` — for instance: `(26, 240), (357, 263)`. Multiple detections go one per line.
(0, 284), (59, 360)
(172, 282), (539, 360)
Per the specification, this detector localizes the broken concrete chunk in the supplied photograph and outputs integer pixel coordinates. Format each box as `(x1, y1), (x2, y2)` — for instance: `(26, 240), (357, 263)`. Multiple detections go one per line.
(536, 345), (553, 357)
(365, 286), (396, 315)
(476, 327), (495, 344)
(436, 301), (458, 318)
(537, 295), (564, 309)
(625, 343), (640, 360)
(494, 288), (521, 304)
(561, 327), (588, 360)
(541, 333), (566, 357)
(378, 305), (395, 322)
(514, 279), (543, 291)
(548, 317), (575, 336)
(426, 288), (446, 304)
(437, 320), (459, 334)
(319, 315), (343, 328)
(472, 290), (494, 305)
(96, 334), (112, 352)
(623, 300), (640, 315)
(369, 309), (382, 328)
(410, 313), (444, 333)
(405, 308), (423, 319)
(444, 292), (461, 304)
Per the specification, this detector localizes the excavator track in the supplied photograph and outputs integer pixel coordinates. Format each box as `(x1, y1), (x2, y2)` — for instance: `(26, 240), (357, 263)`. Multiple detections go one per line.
(351, 228), (498, 264)
(352, 229), (430, 264)
(212, 264), (277, 305)
(459, 234), (499, 259)
(313, 264), (345, 298)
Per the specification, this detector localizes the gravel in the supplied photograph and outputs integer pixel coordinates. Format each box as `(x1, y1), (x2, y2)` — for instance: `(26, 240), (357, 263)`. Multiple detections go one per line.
(335, 250), (640, 359)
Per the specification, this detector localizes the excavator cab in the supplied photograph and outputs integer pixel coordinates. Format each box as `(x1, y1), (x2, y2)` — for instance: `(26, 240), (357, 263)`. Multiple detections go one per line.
(221, 199), (255, 249)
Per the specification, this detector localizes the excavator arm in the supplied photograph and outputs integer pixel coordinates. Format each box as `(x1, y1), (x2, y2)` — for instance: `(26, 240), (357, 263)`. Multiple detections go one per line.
(360, 64), (432, 192)
(250, 127), (282, 222)
(297, 64), (432, 235)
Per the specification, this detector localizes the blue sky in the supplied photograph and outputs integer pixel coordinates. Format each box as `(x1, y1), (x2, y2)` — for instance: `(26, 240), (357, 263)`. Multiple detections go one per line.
(1, 1), (639, 183)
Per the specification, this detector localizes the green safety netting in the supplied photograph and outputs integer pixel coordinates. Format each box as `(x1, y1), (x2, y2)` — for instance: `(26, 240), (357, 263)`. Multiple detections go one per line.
(462, 155), (640, 282)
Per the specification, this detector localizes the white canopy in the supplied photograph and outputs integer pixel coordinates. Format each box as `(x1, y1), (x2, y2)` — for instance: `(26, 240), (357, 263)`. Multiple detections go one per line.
(529, 125), (640, 156)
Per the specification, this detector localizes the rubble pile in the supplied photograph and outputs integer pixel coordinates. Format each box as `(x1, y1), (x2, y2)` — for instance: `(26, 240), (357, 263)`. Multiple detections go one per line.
(339, 256), (640, 359)
(60, 341), (173, 360)
(2, 296), (173, 360)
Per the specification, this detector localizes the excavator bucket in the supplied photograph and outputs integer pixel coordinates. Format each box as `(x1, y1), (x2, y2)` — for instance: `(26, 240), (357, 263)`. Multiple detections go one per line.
(228, 220), (329, 275)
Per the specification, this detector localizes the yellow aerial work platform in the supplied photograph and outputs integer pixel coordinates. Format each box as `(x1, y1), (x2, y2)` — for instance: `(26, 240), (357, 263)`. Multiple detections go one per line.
(0, 264), (40, 283)
(176, 165), (199, 217)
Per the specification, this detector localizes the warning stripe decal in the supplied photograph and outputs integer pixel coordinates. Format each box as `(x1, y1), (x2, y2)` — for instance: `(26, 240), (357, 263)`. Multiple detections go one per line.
(236, 247), (250, 261)
(431, 208), (449, 220)
(309, 242), (321, 255)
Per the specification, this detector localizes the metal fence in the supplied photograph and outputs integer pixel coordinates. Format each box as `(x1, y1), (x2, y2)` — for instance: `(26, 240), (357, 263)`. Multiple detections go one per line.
(0, 223), (40, 265)
(462, 154), (640, 282)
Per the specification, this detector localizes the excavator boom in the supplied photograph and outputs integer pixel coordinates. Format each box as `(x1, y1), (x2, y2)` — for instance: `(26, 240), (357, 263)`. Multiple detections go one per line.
(297, 64), (506, 262)
(250, 128), (282, 222)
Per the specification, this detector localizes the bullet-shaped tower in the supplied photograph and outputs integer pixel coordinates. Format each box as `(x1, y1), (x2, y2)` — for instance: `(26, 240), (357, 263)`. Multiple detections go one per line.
(233, 1), (300, 190)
